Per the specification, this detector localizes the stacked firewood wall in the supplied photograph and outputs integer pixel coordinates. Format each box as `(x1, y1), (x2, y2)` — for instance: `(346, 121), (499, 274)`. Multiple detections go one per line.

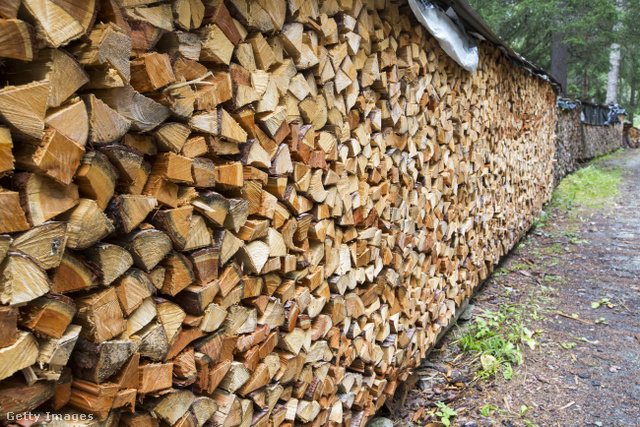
(555, 106), (582, 183)
(0, 0), (557, 425)
(581, 116), (624, 160)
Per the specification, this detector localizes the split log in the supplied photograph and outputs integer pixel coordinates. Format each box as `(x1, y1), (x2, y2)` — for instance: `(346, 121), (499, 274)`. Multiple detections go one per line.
(0, 377), (54, 419)
(107, 195), (157, 234)
(0, 331), (39, 380)
(0, 80), (49, 139)
(0, 19), (34, 61)
(113, 268), (155, 315)
(85, 243), (133, 286)
(83, 94), (131, 144)
(0, 306), (18, 347)
(75, 287), (127, 342)
(0, 189), (30, 233)
(58, 198), (115, 250)
(14, 128), (85, 185)
(72, 338), (139, 383)
(118, 228), (173, 272)
(0, 127), (13, 177)
(137, 361), (171, 395)
(75, 151), (118, 210)
(22, 0), (96, 48)
(0, 252), (50, 305)
(13, 172), (79, 226)
(19, 294), (76, 339)
(95, 85), (170, 132)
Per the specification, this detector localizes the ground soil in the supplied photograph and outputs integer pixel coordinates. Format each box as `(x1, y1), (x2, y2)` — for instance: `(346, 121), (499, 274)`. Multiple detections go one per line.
(385, 148), (640, 427)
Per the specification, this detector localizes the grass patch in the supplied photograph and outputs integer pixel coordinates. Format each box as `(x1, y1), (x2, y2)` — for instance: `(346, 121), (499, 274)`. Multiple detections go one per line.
(552, 162), (622, 210)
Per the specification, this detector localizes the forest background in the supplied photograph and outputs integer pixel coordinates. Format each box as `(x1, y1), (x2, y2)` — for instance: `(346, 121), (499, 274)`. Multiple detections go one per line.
(469, 0), (640, 124)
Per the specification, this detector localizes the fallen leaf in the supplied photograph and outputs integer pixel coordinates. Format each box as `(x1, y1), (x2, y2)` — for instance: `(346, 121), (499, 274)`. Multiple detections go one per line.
(609, 366), (621, 373)
(481, 354), (497, 371)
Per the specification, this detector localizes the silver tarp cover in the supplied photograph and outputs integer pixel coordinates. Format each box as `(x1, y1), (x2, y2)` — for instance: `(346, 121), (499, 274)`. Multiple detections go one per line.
(407, 0), (479, 73)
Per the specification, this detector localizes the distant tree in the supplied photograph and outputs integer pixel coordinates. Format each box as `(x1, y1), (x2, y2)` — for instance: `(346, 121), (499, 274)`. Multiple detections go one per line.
(469, 0), (619, 102)
(605, 0), (623, 104)
(619, 0), (640, 123)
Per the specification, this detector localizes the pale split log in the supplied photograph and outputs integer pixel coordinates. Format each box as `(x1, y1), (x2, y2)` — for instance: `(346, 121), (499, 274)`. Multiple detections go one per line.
(0, 331), (39, 380)
(154, 122), (191, 153)
(0, 81), (49, 138)
(95, 84), (170, 132)
(22, 0), (96, 47)
(0, 19), (34, 61)
(51, 251), (101, 294)
(118, 228), (173, 272)
(72, 22), (131, 83)
(0, 252), (50, 305)
(123, 4), (174, 32)
(14, 128), (85, 185)
(84, 243), (134, 286)
(198, 24), (234, 64)
(58, 198), (115, 250)
(34, 324), (81, 380)
(45, 97), (89, 147)
(0, 189), (31, 233)
(19, 293), (76, 339)
(236, 240), (270, 274)
(83, 94), (131, 144)
(107, 195), (157, 234)
(142, 390), (196, 425)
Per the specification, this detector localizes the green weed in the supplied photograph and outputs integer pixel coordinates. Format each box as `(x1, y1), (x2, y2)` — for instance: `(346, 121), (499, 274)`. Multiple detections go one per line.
(456, 306), (529, 380)
(434, 402), (457, 426)
(510, 262), (528, 271)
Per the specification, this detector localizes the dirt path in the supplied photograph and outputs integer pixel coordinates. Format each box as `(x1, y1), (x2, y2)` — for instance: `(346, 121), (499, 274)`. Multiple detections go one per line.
(386, 148), (640, 427)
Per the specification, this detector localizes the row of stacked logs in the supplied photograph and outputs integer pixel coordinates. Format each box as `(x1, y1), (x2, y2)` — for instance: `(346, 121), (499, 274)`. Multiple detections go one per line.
(623, 123), (640, 149)
(0, 0), (556, 425)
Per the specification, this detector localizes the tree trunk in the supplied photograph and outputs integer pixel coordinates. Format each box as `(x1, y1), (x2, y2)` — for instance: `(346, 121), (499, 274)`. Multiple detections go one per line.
(605, 42), (621, 104)
(582, 62), (589, 99)
(630, 84), (636, 125)
(550, 0), (568, 96)
(606, 0), (623, 104)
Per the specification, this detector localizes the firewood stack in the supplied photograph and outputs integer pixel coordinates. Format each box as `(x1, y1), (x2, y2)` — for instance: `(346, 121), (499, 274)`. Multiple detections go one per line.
(623, 123), (640, 149)
(0, 0), (557, 425)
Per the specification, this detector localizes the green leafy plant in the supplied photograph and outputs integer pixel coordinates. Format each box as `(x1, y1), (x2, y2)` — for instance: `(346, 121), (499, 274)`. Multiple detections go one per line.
(481, 405), (495, 417)
(481, 404), (507, 417)
(456, 306), (527, 380)
(591, 297), (616, 309)
(434, 402), (457, 427)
